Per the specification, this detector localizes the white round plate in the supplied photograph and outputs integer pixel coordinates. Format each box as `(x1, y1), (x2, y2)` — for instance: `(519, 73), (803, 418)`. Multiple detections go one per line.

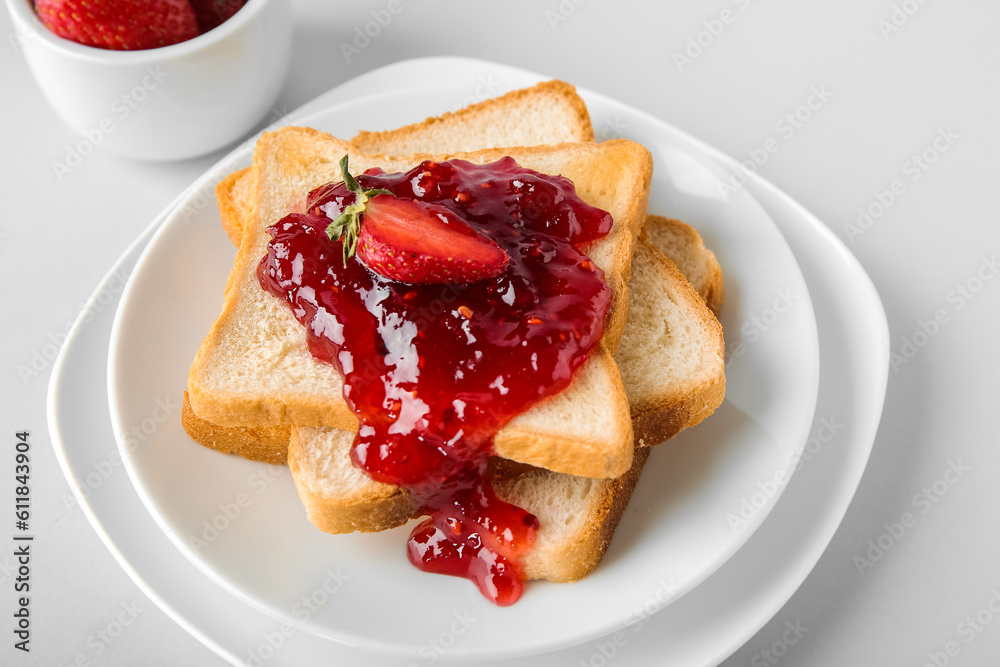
(105, 63), (818, 661)
(49, 57), (887, 667)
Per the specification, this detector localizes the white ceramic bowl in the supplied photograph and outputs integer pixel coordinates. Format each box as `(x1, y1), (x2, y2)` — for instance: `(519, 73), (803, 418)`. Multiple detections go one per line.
(5, 0), (292, 160)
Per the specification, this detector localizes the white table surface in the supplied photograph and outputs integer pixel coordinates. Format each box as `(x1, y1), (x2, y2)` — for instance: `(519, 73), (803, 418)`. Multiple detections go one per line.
(2, 1), (998, 665)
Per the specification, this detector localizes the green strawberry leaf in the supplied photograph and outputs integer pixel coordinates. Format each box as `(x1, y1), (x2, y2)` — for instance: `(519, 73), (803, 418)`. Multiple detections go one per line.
(325, 155), (393, 266)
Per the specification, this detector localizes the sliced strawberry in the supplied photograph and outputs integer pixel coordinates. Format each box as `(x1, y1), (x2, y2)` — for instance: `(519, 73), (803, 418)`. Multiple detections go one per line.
(326, 156), (509, 285)
(358, 196), (508, 284)
(188, 0), (246, 33)
(36, 0), (199, 51)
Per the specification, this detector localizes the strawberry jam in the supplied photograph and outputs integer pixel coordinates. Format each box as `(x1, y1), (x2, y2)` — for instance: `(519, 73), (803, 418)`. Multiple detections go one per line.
(259, 157), (612, 605)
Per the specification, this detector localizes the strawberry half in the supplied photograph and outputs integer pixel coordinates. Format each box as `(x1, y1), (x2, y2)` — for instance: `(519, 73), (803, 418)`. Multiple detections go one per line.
(326, 156), (509, 285)
(35, 0), (199, 51)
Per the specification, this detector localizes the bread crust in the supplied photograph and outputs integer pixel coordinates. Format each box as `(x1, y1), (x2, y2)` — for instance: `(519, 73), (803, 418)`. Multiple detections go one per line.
(496, 346), (633, 477)
(352, 80), (594, 155)
(215, 169), (250, 247)
(287, 427), (413, 533)
(181, 391), (289, 464)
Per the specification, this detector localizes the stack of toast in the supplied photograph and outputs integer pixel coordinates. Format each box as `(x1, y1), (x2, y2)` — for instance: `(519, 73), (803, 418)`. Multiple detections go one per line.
(182, 81), (726, 585)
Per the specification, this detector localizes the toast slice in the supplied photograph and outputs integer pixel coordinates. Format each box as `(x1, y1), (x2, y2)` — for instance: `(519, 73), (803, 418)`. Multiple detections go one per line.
(286, 229), (723, 580)
(216, 80), (594, 247)
(618, 220), (726, 446)
(187, 127), (653, 479)
(644, 216), (723, 315)
(352, 79), (594, 155)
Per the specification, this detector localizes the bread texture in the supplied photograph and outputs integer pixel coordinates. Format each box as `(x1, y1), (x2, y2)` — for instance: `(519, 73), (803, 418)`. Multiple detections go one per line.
(182, 391), (289, 464)
(352, 80), (594, 155)
(616, 229), (726, 447)
(644, 216), (723, 315)
(187, 127), (652, 479)
(498, 445), (650, 582)
(288, 426), (411, 533)
(215, 80), (594, 249)
(183, 217), (726, 461)
(216, 170), (252, 247)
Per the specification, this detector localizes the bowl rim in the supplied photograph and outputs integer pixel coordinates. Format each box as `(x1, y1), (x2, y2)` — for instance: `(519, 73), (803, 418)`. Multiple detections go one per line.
(5, 0), (273, 63)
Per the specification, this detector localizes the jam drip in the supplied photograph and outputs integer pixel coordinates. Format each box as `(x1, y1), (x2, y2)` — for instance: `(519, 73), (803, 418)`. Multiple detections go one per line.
(259, 158), (612, 605)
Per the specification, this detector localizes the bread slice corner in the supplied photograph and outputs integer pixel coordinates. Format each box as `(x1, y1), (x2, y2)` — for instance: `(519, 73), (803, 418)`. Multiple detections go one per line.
(501, 445), (651, 582)
(288, 426), (413, 534)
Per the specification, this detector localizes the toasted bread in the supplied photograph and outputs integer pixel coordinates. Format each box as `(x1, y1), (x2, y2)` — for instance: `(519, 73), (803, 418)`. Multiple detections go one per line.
(216, 169), (254, 246)
(187, 128), (653, 479)
(617, 222), (726, 447)
(352, 79), (594, 155)
(215, 80), (594, 248)
(644, 216), (723, 315)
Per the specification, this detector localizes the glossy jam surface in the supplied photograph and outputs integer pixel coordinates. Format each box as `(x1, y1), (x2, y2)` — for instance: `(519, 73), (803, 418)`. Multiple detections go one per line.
(259, 158), (612, 605)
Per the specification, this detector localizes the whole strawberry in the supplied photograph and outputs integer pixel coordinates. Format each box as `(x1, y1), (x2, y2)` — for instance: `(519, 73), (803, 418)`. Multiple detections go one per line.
(326, 156), (510, 285)
(188, 0), (246, 33)
(35, 0), (200, 51)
